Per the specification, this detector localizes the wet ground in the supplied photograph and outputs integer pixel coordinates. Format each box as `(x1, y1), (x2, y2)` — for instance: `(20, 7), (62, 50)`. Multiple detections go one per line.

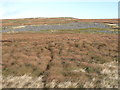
(1, 22), (111, 33)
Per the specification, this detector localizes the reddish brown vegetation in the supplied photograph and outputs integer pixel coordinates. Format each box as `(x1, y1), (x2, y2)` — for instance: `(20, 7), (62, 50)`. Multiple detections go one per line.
(1, 18), (118, 27)
(77, 19), (118, 24)
(2, 33), (118, 85)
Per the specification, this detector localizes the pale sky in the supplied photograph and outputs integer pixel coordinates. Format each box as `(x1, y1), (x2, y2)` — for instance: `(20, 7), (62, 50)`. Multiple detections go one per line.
(0, 0), (119, 19)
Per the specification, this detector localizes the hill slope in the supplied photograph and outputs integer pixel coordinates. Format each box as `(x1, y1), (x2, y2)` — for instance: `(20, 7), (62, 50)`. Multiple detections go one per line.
(1, 17), (118, 27)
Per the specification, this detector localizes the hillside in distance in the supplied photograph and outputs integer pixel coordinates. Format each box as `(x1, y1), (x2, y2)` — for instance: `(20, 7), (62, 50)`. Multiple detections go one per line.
(1, 17), (118, 27)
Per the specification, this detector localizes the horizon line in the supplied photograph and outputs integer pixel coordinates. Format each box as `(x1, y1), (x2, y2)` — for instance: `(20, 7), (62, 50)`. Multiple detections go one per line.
(1, 17), (118, 20)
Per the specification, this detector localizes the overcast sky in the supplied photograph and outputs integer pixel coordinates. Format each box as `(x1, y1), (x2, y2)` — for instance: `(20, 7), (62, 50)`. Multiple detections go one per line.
(0, 0), (119, 19)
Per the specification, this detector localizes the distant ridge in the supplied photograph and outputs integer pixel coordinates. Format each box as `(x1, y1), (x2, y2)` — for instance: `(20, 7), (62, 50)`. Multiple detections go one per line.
(76, 19), (118, 24)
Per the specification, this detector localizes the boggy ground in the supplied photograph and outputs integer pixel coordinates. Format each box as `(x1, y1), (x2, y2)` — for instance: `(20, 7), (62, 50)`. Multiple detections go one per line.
(2, 33), (118, 88)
